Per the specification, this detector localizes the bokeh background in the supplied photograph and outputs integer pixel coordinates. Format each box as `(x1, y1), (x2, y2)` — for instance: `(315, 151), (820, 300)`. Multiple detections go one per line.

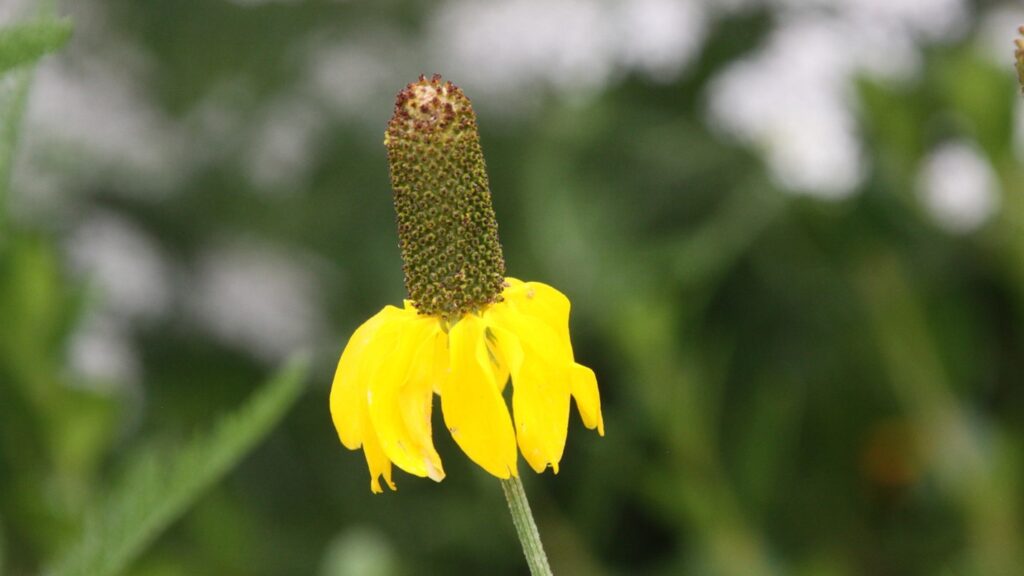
(3, 0), (1024, 574)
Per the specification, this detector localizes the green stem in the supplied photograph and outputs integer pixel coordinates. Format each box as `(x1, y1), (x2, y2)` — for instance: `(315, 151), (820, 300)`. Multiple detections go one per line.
(0, 68), (32, 238)
(500, 476), (553, 576)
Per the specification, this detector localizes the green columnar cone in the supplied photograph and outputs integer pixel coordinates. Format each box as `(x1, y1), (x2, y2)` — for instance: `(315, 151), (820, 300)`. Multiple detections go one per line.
(385, 74), (506, 319)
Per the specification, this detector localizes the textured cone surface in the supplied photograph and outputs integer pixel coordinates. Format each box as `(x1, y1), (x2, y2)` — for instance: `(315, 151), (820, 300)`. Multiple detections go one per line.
(386, 74), (506, 318)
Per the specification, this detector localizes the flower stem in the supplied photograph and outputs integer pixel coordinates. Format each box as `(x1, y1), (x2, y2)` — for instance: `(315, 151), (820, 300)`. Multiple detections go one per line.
(500, 477), (553, 576)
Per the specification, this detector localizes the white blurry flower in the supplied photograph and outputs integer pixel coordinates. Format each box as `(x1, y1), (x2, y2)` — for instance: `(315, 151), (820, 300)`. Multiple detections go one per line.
(68, 211), (174, 323)
(917, 141), (999, 234)
(707, 16), (865, 198)
(431, 0), (706, 104)
(1015, 99), (1024, 163)
(705, 0), (969, 199)
(976, 5), (1024, 69)
(0, 0), (35, 25)
(14, 2), (188, 213)
(432, 0), (614, 98)
(243, 95), (325, 192)
(614, 0), (706, 82)
(188, 241), (324, 361)
(319, 528), (398, 576)
(303, 32), (408, 118)
(836, 0), (968, 42)
(68, 312), (141, 388)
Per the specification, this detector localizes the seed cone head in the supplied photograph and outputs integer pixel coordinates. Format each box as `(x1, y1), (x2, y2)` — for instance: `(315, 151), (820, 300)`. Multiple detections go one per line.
(385, 74), (506, 318)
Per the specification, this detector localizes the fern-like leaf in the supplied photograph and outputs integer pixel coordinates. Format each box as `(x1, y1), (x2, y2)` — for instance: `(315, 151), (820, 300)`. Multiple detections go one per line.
(45, 355), (310, 576)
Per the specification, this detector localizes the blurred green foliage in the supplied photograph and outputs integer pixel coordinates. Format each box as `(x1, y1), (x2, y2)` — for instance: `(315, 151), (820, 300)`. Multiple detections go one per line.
(1, 1), (1024, 576)
(0, 20), (71, 76)
(47, 357), (308, 576)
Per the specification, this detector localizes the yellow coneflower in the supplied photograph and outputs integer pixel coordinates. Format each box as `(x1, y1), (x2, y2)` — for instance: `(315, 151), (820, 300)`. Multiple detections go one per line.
(330, 75), (603, 493)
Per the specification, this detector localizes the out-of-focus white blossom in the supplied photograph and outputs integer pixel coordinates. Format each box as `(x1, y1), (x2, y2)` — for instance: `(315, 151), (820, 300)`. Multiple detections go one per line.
(917, 141), (999, 234)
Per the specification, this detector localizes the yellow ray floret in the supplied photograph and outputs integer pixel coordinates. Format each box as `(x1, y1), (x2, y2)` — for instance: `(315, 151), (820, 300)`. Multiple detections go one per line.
(329, 279), (604, 492)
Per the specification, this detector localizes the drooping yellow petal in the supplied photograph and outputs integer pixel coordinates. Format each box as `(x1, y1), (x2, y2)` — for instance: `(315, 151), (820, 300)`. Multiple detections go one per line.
(361, 407), (395, 493)
(487, 305), (571, 474)
(366, 312), (445, 479)
(570, 363), (604, 436)
(502, 279), (604, 436)
(399, 328), (448, 481)
(441, 314), (518, 479)
(329, 307), (400, 450)
(333, 278), (601, 491)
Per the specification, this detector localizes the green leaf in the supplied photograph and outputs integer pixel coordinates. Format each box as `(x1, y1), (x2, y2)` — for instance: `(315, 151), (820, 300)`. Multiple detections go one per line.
(0, 67), (32, 219)
(45, 356), (310, 576)
(0, 20), (72, 75)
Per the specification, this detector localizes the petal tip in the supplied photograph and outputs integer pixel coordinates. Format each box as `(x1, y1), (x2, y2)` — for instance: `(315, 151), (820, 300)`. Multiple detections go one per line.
(425, 458), (446, 482)
(370, 475), (397, 494)
(526, 459), (546, 475)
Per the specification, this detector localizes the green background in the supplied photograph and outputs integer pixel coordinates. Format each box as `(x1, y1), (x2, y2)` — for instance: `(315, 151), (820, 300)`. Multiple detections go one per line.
(2, 1), (1024, 574)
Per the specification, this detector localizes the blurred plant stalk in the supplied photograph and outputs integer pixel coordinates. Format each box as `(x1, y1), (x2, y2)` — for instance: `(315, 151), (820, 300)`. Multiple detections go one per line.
(858, 254), (1023, 575)
(520, 106), (784, 574)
